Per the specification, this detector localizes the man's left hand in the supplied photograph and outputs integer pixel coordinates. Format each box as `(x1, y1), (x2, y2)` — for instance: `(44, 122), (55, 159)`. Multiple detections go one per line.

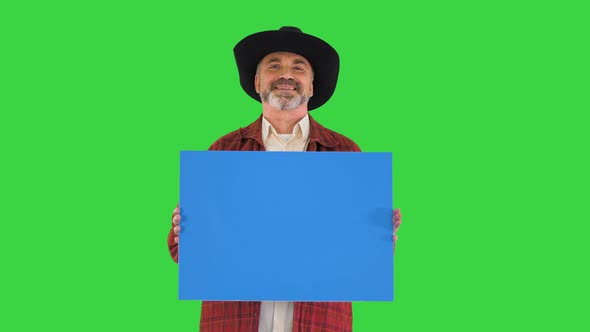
(393, 208), (402, 250)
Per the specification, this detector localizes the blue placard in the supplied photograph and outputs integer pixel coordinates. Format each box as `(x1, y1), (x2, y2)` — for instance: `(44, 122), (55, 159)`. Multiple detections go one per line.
(179, 151), (393, 301)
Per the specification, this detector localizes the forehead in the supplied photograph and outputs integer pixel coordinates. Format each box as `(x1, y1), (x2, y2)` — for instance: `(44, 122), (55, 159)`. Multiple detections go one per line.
(259, 52), (311, 66)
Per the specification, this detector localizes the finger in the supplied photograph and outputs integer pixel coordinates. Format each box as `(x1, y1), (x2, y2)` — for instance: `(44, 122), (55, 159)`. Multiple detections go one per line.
(393, 234), (398, 242)
(174, 236), (179, 244)
(392, 216), (401, 229)
(393, 211), (402, 224)
(173, 215), (181, 225)
(174, 225), (181, 235)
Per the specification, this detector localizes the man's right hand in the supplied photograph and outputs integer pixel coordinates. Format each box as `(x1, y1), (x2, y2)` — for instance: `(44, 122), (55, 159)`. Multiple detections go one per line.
(172, 205), (181, 243)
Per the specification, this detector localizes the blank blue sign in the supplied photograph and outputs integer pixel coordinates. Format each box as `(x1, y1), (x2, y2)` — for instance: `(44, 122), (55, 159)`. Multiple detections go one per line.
(179, 151), (393, 301)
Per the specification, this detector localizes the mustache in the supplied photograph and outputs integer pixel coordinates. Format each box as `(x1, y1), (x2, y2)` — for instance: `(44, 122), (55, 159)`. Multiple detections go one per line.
(271, 79), (301, 90)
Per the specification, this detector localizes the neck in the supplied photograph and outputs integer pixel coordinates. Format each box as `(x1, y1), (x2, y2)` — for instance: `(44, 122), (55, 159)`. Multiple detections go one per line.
(261, 103), (308, 134)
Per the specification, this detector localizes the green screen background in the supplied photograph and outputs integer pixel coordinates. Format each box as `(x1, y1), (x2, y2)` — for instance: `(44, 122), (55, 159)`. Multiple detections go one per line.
(1, 1), (588, 331)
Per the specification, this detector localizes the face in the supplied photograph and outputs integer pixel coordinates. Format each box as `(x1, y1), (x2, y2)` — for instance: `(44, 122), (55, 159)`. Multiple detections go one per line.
(255, 52), (314, 111)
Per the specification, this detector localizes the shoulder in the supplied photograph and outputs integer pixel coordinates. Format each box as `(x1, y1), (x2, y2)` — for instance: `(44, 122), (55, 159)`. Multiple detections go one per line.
(310, 117), (361, 152)
(208, 116), (263, 151)
(321, 126), (361, 151)
(208, 128), (244, 150)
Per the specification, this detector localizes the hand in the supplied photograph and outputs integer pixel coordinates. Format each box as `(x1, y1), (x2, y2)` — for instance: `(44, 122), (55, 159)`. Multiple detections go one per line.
(393, 208), (402, 249)
(172, 205), (181, 244)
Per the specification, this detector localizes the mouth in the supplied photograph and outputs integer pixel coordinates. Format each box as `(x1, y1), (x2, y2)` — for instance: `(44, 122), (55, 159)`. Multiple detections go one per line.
(273, 85), (297, 91)
(271, 79), (300, 92)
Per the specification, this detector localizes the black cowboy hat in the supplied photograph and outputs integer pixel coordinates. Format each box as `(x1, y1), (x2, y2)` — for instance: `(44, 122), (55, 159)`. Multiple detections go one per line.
(233, 26), (340, 111)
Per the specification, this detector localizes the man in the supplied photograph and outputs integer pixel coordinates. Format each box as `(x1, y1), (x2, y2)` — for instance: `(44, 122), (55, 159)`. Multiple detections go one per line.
(167, 26), (402, 332)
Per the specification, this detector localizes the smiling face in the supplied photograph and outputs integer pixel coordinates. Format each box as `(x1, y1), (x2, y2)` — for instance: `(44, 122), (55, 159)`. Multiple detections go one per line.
(255, 52), (314, 111)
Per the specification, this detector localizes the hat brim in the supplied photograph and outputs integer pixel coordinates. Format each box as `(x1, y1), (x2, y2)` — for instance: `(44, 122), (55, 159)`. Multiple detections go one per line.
(233, 29), (339, 111)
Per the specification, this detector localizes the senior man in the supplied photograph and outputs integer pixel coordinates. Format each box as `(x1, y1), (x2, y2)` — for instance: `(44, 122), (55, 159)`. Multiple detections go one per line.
(168, 26), (402, 332)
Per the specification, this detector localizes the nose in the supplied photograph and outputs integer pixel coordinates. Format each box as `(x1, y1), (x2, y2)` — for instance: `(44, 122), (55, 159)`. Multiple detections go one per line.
(278, 66), (295, 79)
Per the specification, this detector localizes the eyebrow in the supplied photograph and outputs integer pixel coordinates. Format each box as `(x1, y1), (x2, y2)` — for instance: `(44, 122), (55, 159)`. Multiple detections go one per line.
(265, 57), (281, 64)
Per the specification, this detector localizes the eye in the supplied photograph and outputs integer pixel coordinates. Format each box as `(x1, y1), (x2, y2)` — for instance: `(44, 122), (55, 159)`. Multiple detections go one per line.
(293, 66), (304, 72)
(269, 64), (280, 69)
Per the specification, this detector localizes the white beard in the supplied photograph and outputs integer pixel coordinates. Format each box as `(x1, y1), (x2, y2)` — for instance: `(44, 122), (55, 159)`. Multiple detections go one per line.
(261, 89), (310, 111)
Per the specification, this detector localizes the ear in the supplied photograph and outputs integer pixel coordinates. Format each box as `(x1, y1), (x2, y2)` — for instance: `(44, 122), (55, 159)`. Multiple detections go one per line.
(255, 74), (260, 94)
(309, 78), (314, 97)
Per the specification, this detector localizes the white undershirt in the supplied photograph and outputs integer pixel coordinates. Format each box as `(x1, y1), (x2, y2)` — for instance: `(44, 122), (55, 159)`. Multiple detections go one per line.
(261, 115), (310, 152)
(258, 114), (310, 332)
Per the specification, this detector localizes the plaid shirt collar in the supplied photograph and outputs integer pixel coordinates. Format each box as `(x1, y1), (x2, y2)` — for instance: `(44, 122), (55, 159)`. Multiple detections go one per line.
(239, 113), (340, 149)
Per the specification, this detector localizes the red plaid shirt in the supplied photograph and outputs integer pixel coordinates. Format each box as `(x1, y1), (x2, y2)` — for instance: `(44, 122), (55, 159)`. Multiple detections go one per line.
(168, 114), (360, 332)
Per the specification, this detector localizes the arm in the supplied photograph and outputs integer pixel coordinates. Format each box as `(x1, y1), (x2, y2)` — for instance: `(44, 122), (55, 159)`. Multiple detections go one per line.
(168, 140), (223, 263)
(346, 140), (400, 251)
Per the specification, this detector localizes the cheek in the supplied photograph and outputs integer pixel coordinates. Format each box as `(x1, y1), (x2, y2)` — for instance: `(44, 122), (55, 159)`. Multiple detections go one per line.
(260, 77), (273, 89)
